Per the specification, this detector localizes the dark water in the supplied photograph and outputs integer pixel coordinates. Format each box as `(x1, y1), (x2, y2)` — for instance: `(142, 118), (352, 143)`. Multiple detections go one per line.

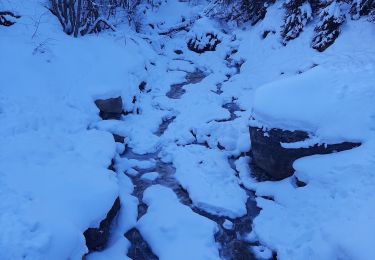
(122, 144), (261, 259)
(124, 57), (269, 259)
(154, 116), (176, 136)
(166, 69), (206, 99)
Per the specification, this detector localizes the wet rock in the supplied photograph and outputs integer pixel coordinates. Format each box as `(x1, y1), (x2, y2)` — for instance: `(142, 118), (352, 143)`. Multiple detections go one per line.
(250, 126), (361, 180)
(95, 96), (123, 120)
(125, 228), (158, 260)
(113, 134), (124, 143)
(295, 177), (307, 187)
(108, 158), (116, 172)
(187, 33), (221, 54)
(84, 197), (120, 252)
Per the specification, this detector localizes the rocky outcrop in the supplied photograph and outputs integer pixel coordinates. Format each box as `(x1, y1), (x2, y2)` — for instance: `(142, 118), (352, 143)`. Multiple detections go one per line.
(250, 126), (361, 180)
(95, 96), (123, 120)
(84, 197), (121, 252)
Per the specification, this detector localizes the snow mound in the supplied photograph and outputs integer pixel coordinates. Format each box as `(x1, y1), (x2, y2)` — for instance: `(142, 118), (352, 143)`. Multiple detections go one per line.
(137, 185), (220, 260)
(252, 62), (375, 142)
(162, 144), (248, 218)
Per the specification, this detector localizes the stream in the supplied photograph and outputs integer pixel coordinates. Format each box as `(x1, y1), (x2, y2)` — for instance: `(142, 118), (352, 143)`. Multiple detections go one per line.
(122, 67), (265, 259)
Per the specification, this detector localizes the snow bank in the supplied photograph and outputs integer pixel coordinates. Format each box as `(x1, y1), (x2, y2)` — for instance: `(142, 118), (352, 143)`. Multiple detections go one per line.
(0, 0), (150, 258)
(137, 185), (220, 260)
(252, 63), (375, 142)
(244, 7), (375, 260)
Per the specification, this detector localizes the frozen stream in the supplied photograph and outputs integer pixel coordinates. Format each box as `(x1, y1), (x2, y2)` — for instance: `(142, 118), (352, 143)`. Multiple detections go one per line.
(120, 68), (265, 259)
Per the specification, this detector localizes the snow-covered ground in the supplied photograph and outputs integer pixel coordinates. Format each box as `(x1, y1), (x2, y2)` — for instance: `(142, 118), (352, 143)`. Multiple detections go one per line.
(1, 0), (375, 259)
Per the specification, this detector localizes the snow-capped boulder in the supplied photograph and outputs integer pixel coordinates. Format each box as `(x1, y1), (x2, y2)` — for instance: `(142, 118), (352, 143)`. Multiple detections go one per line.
(250, 126), (360, 180)
(95, 96), (123, 120)
(187, 32), (221, 53)
(249, 62), (374, 180)
(84, 197), (121, 252)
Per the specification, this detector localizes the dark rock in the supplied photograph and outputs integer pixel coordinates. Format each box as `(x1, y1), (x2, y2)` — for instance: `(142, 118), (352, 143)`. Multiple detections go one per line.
(174, 49), (183, 55)
(262, 30), (275, 39)
(295, 177), (307, 187)
(125, 228), (158, 260)
(250, 126), (361, 180)
(187, 33), (221, 54)
(0, 11), (20, 27)
(138, 81), (147, 92)
(113, 134), (124, 143)
(84, 197), (120, 252)
(108, 158), (116, 172)
(137, 202), (148, 220)
(217, 143), (225, 150)
(95, 96), (123, 120)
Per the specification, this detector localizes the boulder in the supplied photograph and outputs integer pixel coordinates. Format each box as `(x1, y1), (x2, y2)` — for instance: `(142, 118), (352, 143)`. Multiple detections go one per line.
(84, 197), (120, 252)
(250, 126), (360, 180)
(95, 96), (123, 120)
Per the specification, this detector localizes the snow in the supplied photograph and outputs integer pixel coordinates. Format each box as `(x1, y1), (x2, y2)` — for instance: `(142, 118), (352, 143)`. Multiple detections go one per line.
(116, 157), (156, 175)
(88, 175), (138, 260)
(137, 185), (220, 260)
(141, 172), (160, 181)
(280, 135), (321, 148)
(0, 0), (148, 258)
(222, 219), (234, 230)
(252, 245), (273, 260)
(244, 6), (375, 260)
(162, 144), (248, 218)
(253, 143), (375, 259)
(2, 0), (375, 259)
(252, 63), (375, 142)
